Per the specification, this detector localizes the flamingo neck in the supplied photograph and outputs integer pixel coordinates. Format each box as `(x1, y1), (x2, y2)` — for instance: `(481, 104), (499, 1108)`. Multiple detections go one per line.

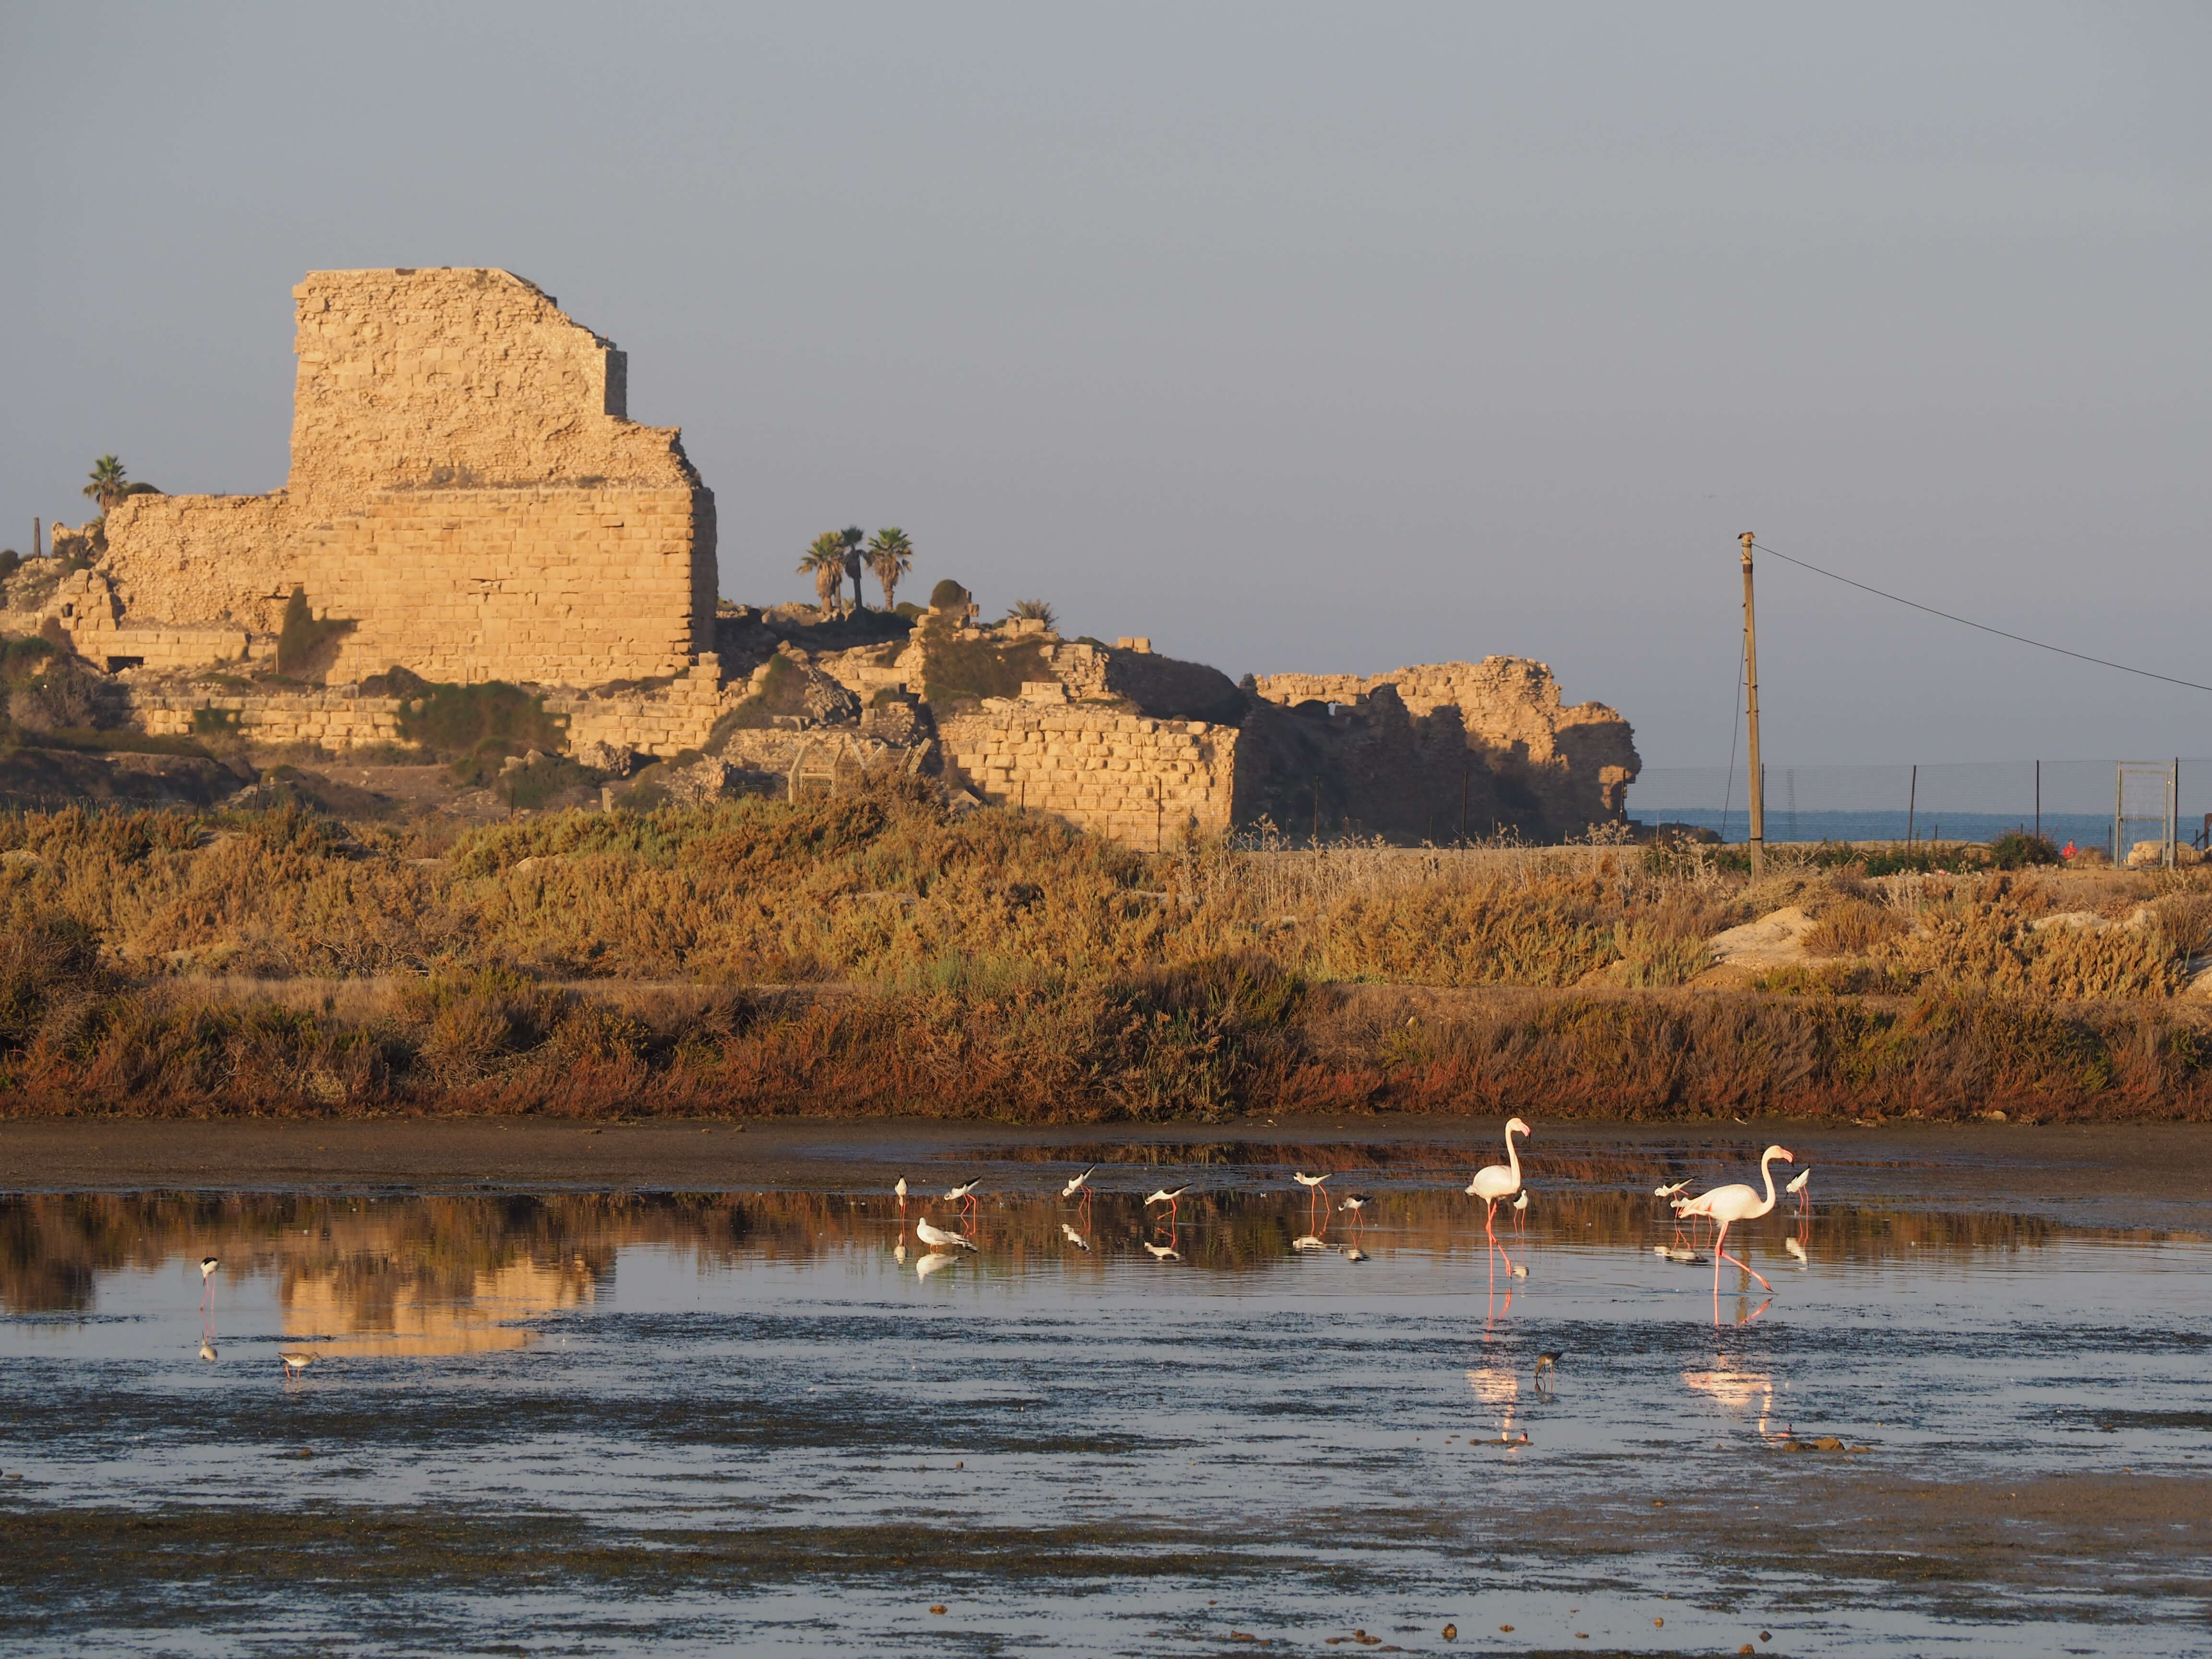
(1504, 1124), (1524, 1189)
(1755, 1150), (1783, 1215)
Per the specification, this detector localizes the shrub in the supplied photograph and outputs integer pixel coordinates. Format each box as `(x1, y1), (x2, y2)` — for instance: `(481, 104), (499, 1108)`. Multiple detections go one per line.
(392, 678), (566, 765)
(927, 578), (970, 610)
(1803, 897), (1906, 957)
(7, 661), (104, 733)
(1990, 831), (2061, 870)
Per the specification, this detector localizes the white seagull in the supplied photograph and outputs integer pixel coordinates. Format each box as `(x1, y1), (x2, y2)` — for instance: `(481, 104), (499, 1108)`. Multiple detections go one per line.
(914, 1217), (977, 1252)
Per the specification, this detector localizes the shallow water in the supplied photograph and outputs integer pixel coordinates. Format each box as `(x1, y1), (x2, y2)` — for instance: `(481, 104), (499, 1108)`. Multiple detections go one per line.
(2, 1142), (2207, 1656)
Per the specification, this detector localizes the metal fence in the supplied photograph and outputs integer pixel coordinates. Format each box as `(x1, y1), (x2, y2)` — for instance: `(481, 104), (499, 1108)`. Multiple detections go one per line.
(1627, 757), (2210, 860)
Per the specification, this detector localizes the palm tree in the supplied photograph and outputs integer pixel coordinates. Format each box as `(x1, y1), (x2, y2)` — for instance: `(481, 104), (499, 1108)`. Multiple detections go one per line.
(1007, 598), (1059, 632)
(83, 456), (129, 516)
(798, 531), (848, 616)
(866, 528), (914, 611)
(838, 526), (866, 614)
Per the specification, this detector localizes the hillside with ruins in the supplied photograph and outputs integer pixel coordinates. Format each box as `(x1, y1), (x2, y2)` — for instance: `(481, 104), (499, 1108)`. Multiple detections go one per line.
(0, 268), (1638, 842)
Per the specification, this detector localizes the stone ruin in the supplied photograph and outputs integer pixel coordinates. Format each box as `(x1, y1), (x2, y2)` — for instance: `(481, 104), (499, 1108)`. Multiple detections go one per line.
(3, 268), (1639, 843)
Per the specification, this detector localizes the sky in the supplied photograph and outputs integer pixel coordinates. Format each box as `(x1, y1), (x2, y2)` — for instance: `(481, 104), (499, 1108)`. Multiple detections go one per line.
(3, 2), (2207, 776)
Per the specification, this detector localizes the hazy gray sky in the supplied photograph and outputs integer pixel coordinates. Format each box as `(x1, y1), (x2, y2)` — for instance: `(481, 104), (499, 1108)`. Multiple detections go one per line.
(4, 2), (2207, 770)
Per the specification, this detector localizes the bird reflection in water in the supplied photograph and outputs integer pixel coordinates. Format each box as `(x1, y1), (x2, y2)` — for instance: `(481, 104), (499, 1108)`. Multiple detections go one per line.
(915, 1250), (960, 1280)
(1682, 1363), (1786, 1439)
(1466, 1363), (1528, 1445)
(1061, 1223), (1090, 1252)
(1142, 1241), (1182, 1263)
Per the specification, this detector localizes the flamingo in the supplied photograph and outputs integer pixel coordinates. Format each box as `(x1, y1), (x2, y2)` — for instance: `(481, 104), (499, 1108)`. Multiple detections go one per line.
(1465, 1118), (1532, 1240)
(197, 1256), (219, 1309)
(1785, 1166), (1812, 1216)
(1145, 1185), (1192, 1226)
(1672, 1145), (1793, 1301)
(915, 1217), (977, 1252)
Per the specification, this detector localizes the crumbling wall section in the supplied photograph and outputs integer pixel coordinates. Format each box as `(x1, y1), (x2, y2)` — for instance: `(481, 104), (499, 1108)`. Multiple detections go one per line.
(938, 703), (1238, 850)
(1254, 656), (1639, 832)
(92, 268), (716, 686)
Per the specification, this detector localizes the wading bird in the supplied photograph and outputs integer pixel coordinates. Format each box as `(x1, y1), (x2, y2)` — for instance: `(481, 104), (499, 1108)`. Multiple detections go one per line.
(1338, 1193), (1373, 1227)
(1511, 1191), (1529, 1231)
(894, 1177), (908, 1211)
(942, 1178), (982, 1219)
(915, 1217), (977, 1252)
(1534, 1350), (1562, 1391)
(1293, 1172), (1330, 1192)
(1146, 1185), (1192, 1225)
(1060, 1166), (1097, 1201)
(279, 1349), (317, 1382)
(1672, 1145), (1793, 1302)
(1654, 1178), (1693, 1200)
(1785, 1166), (1812, 1216)
(1465, 1118), (1532, 1240)
(198, 1256), (219, 1309)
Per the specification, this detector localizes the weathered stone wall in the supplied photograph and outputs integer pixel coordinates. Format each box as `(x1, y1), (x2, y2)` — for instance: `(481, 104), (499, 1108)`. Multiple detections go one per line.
(91, 269), (715, 687)
(938, 704), (1238, 850)
(548, 661), (728, 758)
(132, 687), (405, 749)
(1255, 657), (1639, 831)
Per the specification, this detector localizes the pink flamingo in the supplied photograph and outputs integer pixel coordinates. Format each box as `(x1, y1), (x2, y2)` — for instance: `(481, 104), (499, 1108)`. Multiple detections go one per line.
(1673, 1145), (1793, 1303)
(1465, 1118), (1531, 1241)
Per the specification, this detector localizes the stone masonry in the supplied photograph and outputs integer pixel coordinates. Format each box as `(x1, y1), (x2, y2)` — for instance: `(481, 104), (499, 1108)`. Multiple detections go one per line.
(1254, 658), (1639, 831)
(80, 269), (714, 685)
(938, 702), (1238, 850)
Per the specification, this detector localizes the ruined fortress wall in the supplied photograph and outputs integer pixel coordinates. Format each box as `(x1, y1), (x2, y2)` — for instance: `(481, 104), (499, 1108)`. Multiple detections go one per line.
(938, 706), (1238, 850)
(95, 269), (716, 686)
(132, 688), (405, 750)
(1255, 657), (1640, 830)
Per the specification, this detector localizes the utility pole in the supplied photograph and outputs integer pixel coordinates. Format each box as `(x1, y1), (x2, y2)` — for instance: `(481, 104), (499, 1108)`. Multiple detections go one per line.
(1740, 532), (1766, 878)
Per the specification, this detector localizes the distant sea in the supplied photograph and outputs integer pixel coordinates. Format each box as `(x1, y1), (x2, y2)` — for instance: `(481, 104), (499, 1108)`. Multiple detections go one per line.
(1627, 807), (2156, 854)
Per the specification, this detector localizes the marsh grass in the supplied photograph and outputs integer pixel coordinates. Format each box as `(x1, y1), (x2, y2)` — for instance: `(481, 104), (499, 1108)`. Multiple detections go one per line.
(4, 788), (2212, 1118)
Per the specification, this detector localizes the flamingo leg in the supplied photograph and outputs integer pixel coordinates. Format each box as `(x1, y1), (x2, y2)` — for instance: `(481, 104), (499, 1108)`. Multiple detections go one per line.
(1713, 1220), (1772, 1294)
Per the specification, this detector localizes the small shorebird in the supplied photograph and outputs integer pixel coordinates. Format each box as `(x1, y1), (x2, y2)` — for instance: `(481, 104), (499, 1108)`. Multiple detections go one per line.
(915, 1217), (977, 1252)
(1654, 1178), (1693, 1200)
(1534, 1350), (1563, 1388)
(1785, 1166), (1812, 1216)
(1338, 1194), (1373, 1227)
(1060, 1166), (1097, 1200)
(894, 1177), (908, 1210)
(279, 1349), (317, 1381)
(1145, 1185), (1192, 1225)
(1292, 1172), (1330, 1191)
(943, 1178), (982, 1219)
(1511, 1191), (1529, 1230)
(198, 1256), (219, 1308)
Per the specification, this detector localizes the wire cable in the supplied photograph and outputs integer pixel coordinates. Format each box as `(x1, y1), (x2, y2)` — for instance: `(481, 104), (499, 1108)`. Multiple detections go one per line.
(1752, 541), (2212, 695)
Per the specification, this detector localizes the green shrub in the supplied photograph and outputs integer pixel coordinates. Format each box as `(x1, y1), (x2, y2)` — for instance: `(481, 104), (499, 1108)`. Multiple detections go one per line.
(191, 708), (241, 739)
(392, 678), (566, 765)
(1990, 831), (2061, 870)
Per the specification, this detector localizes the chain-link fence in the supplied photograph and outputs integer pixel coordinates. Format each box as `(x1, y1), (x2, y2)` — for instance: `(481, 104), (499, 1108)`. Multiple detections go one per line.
(1627, 757), (2212, 857)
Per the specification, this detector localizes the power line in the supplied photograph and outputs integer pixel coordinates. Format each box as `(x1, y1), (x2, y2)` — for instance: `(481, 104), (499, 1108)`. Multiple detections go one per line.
(1751, 540), (2212, 696)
